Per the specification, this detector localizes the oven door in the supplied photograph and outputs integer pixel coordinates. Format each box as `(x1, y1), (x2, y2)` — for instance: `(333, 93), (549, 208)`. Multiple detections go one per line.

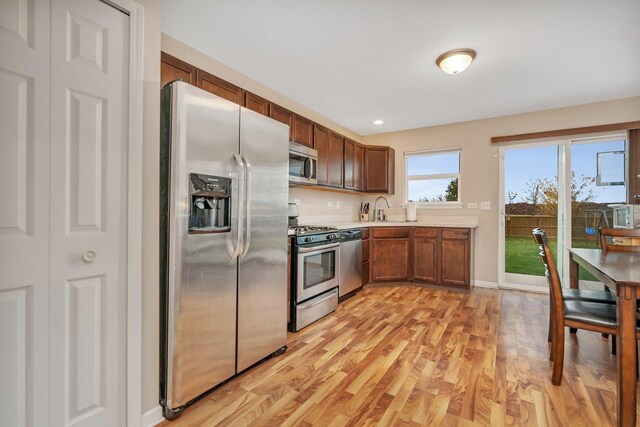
(296, 242), (340, 303)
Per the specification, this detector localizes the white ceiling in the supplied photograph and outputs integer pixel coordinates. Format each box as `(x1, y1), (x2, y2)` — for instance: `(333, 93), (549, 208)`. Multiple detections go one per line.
(162, 0), (640, 136)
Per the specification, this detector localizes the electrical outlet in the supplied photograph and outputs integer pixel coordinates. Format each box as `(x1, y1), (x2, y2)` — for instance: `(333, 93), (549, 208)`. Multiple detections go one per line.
(481, 201), (491, 210)
(336, 201), (340, 209)
(328, 201), (333, 207)
(293, 199), (300, 205)
(467, 202), (477, 209)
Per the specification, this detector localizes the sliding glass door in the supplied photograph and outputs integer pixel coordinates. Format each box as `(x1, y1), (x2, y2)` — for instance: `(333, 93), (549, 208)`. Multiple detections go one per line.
(499, 134), (627, 289)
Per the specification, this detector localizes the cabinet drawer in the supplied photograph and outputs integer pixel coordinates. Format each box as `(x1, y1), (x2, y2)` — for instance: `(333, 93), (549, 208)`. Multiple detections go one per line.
(372, 227), (410, 239)
(413, 227), (438, 238)
(442, 228), (470, 240)
(361, 228), (370, 240)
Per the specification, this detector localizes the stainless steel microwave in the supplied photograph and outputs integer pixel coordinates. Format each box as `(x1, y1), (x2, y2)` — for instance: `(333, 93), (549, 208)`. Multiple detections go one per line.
(611, 204), (640, 229)
(289, 142), (317, 185)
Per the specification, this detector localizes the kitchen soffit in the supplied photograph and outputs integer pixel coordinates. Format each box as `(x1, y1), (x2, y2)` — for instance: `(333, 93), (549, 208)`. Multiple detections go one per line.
(162, 0), (640, 136)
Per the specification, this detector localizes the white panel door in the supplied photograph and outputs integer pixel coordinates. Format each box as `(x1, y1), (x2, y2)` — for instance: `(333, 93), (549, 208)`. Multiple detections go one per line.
(49, 1), (129, 426)
(0, 1), (51, 426)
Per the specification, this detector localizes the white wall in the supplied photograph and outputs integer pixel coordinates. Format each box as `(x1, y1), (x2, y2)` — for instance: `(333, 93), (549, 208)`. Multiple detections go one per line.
(363, 96), (640, 285)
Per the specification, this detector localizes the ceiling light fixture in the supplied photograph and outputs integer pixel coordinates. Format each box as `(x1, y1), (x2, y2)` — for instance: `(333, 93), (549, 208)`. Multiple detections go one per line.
(373, 120), (384, 125)
(436, 48), (476, 75)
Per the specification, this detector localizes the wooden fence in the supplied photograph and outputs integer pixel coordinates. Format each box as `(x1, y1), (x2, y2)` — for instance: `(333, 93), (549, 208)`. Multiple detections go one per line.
(505, 214), (606, 240)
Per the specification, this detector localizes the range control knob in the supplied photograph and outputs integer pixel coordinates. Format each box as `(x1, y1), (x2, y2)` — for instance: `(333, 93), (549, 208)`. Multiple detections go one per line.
(304, 237), (312, 243)
(327, 234), (336, 240)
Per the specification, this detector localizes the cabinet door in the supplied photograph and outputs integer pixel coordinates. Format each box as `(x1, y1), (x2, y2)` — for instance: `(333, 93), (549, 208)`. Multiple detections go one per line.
(314, 124), (330, 185)
(292, 114), (314, 148)
(364, 146), (395, 194)
(362, 239), (370, 262)
(362, 260), (370, 285)
(412, 238), (439, 283)
(328, 131), (344, 187)
(161, 52), (196, 88)
(371, 239), (410, 281)
(269, 103), (294, 141)
(440, 238), (470, 287)
(244, 91), (269, 116)
(344, 138), (362, 190)
(344, 138), (355, 189)
(196, 69), (244, 105)
(354, 142), (364, 191)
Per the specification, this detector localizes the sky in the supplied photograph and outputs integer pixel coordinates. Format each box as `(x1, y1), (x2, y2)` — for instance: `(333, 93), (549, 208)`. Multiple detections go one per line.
(504, 140), (626, 204)
(407, 152), (459, 201)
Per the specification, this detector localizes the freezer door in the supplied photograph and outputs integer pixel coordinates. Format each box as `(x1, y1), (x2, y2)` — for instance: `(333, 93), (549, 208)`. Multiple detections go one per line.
(237, 108), (289, 372)
(163, 82), (241, 409)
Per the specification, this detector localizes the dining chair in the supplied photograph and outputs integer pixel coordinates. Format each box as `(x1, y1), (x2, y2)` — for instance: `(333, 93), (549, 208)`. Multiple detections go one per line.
(530, 229), (616, 344)
(532, 228), (637, 386)
(600, 227), (640, 253)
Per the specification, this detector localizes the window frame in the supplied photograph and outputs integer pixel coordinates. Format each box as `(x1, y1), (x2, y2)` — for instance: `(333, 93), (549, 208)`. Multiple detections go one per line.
(404, 148), (463, 209)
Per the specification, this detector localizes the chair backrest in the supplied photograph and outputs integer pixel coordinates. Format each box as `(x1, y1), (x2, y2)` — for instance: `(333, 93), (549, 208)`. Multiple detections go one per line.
(532, 228), (564, 315)
(599, 227), (640, 253)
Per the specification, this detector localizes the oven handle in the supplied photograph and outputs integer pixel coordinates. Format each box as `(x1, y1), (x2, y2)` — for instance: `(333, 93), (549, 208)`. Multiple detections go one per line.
(297, 242), (339, 254)
(298, 291), (336, 310)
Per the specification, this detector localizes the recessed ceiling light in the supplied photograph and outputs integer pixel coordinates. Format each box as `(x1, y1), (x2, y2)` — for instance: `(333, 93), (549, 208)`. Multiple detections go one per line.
(436, 48), (476, 74)
(373, 120), (384, 125)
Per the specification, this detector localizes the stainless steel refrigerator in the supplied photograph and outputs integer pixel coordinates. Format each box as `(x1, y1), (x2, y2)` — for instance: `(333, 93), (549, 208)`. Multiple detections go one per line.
(159, 81), (289, 419)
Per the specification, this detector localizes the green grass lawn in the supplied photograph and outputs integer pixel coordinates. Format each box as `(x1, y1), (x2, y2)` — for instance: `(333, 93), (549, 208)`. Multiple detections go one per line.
(505, 236), (598, 281)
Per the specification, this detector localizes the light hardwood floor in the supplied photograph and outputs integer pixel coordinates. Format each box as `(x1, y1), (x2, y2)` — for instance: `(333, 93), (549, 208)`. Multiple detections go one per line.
(161, 284), (635, 426)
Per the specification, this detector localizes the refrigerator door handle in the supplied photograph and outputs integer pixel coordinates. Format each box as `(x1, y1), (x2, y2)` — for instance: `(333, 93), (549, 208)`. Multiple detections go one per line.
(231, 153), (245, 261)
(241, 152), (252, 257)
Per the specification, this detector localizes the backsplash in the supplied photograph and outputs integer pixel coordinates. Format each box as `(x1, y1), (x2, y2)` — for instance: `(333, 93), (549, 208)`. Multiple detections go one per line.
(289, 187), (478, 225)
(288, 187), (362, 222)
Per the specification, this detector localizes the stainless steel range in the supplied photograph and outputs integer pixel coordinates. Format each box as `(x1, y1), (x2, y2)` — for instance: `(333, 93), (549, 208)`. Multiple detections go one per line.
(289, 224), (340, 331)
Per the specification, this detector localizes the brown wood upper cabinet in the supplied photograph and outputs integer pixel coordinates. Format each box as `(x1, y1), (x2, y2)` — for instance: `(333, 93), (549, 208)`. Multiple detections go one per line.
(327, 131), (344, 188)
(269, 103), (294, 141)
(364, 146), (395, 194)
(196, 69), (244, 105)
(344, 138), (364, 191)
(161, 52), (196, 88)
(314, 124), (330, 185)
(244, 92), (269, 116)
(316, 126), (344, 188)
(292, 114), (314, 148)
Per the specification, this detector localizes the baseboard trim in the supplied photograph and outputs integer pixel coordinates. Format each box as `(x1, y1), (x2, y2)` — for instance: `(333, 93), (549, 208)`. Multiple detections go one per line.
(472, 280), (499, 289)
(499, 282), (549, 294)
(142, 405), (164, 427)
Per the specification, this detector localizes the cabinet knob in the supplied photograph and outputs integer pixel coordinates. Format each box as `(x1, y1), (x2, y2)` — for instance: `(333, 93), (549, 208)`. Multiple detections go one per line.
(83, 250), (97, 263)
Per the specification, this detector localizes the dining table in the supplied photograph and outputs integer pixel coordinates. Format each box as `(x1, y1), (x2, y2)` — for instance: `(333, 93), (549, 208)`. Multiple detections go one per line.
(568, 248), (640, 427)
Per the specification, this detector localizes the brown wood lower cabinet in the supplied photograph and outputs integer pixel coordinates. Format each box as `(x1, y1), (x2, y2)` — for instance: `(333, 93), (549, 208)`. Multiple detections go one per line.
(412, 237), (439, 283)
(362, 228), (370, 285)
(369, 226), (472, 288)
(440, 231), (471, 287)
(370, 228), (411, 282)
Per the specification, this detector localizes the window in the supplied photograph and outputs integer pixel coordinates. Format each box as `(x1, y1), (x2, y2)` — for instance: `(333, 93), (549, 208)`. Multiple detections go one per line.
(404, 148), (461, 205)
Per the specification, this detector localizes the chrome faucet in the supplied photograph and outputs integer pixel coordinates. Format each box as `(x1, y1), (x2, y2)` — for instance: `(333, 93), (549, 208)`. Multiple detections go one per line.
(373, 196), (391, 222)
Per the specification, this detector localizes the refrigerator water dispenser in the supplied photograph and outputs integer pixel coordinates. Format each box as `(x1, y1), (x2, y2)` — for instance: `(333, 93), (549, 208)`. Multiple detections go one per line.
(188, 173), (231, 233)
